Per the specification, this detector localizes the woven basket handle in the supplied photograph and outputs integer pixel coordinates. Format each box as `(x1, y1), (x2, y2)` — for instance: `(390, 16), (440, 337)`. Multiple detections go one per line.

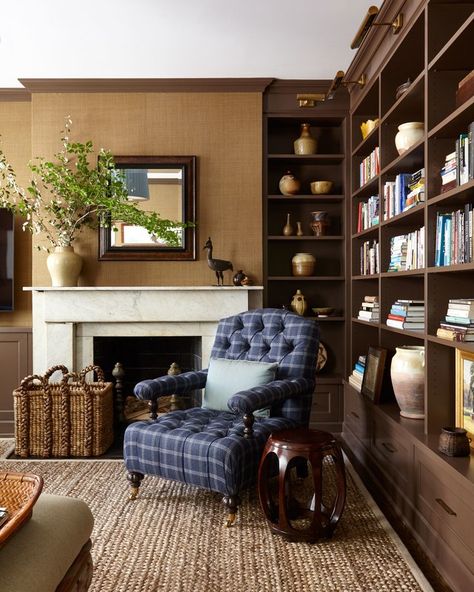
(43, 365), (69, 384)
(18, 374), (45, 394)
(79, 365), (105, 383)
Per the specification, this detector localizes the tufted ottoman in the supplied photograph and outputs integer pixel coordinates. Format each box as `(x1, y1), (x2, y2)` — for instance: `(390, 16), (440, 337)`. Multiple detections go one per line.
(124, 407), (299, 495)
(0, 493), (94, 592)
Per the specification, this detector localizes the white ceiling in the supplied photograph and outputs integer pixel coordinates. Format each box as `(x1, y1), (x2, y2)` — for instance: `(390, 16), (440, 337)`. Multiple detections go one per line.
(0, 0), (382, 88)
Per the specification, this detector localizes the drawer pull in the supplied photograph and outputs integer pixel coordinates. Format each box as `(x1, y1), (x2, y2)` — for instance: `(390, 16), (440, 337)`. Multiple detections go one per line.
(435, 498), (457, 517)
(351, 411), (360, 419)
(381, 442), (396, 453)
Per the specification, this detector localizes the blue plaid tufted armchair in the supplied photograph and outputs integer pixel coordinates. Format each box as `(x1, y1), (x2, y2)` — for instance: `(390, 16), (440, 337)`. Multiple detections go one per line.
(123, 308), (319, 525)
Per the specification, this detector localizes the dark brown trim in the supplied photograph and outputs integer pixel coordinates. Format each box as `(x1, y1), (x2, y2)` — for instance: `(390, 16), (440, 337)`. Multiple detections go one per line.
(0, 88), (31, 102)
(18, 78), (274, 94)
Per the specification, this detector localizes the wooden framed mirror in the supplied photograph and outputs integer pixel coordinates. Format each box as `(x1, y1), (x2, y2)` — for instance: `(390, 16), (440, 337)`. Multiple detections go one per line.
(99, 155), (196, 260)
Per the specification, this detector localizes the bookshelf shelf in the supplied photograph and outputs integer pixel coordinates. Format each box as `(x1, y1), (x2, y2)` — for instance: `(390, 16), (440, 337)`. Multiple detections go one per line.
(352, 226), (379, 239)
(428, 94), (474, 139)
(351, 127), (379, 157)
(380, 139), (425, 176)
(267, 154), (345, 164)
(380, 269), (425, 278)
(267, 276), (345, 281)
(427, 11), (474, 71)
(351, 176), (379, 198)
(427, 262), (474, 274)
(267, 194), (345, 202)
(380, 202), (425, 227)
(427, 178), (474, 206)
(267, 235), (344, 241)
(380, 72), (425, 126)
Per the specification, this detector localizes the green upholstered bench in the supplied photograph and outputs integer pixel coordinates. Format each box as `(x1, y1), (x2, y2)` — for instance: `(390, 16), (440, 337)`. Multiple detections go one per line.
(0, 493), (94, 592)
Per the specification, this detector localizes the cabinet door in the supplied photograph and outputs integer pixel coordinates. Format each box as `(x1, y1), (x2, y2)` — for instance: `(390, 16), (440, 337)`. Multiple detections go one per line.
(309, 382), (342, 431)
(343, 382), (371, 448)
(0, 332), (31, 437)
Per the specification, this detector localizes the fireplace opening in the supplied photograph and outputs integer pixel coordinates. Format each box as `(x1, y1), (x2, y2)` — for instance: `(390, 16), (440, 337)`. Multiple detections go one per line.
(94, 336), (203, 412)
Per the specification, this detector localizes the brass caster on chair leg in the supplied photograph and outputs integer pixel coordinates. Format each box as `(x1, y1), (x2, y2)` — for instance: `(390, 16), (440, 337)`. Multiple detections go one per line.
(129, 487), (139, 501)
(226, 513), (236, 527)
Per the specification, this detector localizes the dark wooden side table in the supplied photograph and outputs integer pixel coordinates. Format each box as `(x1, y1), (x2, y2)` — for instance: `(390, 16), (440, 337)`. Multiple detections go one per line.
(258, 428), (346, 542)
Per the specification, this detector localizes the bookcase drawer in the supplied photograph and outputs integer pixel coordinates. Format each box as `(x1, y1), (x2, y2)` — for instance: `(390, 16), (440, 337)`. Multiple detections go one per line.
(371, 413), (411, 494)
(415, 450), (474, 573)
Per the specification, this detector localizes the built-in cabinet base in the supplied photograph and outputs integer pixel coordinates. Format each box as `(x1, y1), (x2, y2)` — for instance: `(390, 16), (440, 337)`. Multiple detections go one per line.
(342, 382), (474, 592)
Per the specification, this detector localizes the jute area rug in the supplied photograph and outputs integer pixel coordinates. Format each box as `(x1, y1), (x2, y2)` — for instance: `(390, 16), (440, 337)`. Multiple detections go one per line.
(0, 449), (433, 592)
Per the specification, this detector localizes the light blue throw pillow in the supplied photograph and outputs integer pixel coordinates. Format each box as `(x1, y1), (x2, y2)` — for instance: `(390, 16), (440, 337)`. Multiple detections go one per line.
(202, 358), (278, 415)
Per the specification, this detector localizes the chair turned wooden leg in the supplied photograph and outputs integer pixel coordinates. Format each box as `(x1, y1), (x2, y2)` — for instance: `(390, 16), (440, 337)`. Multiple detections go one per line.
(222, 494), (241, 527)
(127, 472), (144, 500)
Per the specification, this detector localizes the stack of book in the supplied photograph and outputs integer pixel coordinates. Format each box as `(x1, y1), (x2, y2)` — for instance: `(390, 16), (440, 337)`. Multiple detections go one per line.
(440, 150), (457, 192)
(360, 146), (380, 187)
(348, 354), (367, 391)
(387, 229), (424, 271)
(436, 298), (474, 342)
(405, 168), (425, 209)
(386, 300), (425, 331)
(357, 194), (379, 232)
(357, 296), (379, 322)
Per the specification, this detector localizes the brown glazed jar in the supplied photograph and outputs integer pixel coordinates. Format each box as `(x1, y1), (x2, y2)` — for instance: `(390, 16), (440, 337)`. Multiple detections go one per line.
(291, 252), (316, 276)
(438, 427), (471, 457)
(294, 123), (317, 155)
(279, 171), (301, 196)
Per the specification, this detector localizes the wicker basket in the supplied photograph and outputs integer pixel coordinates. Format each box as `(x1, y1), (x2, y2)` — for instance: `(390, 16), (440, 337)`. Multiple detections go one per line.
(14, 365), (114, 458)
(0, 472), (43, 546)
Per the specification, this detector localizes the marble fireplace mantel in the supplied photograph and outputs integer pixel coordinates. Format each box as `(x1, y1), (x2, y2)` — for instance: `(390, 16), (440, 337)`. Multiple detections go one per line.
(25, 286), (263, 374)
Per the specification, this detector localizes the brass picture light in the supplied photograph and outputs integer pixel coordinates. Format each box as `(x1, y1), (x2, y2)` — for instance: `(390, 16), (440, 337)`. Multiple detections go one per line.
(351, 5), (403, 49)
(325, 70), (366, 100)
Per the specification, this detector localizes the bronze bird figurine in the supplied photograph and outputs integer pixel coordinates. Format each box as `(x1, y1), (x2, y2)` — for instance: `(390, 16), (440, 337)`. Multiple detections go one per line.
(203, 237), (233, 286)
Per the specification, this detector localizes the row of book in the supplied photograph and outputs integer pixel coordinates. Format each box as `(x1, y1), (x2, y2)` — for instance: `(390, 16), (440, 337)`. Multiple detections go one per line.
(357, 295), (379, 322)
(440, 124), (474, 192)
(348, 354), (367, 392)
(436, 298), (474, 342)
(356, 195), (379, 232)
(359, 146), (380, 187)
(382, 168), (425, 220)
(360, 240), (379, 275)
(434, 207), (474, 266)
(386, 299), (424, 331)
(387, 229), (425, 272)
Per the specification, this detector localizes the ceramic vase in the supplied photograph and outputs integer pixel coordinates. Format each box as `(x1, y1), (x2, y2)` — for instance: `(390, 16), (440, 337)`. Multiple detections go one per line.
(394, 122), (424, 156)
(279, 171), (301, 196)
(310, 211), (330, 236)
(46, 246), (83, 287)
(282, 213), (294, 236)
(294, 123), (317, 155)
(296, 221), (304, 236)
(291, 289), (307, 316)
(291, 252), (316, 276)
(390, 345), (425, 419)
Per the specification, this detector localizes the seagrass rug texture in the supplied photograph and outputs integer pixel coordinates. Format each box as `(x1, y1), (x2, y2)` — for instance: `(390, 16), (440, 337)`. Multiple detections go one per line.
(0, 456), (433, 592)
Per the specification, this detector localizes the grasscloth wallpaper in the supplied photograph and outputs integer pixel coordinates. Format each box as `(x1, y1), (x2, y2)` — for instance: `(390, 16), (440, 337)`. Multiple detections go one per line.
(30, 92), (263, 287)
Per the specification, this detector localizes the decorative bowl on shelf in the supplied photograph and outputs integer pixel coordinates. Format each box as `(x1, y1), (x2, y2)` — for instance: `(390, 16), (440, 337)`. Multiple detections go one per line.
(360, 119), (379, 140)
(312, 307), (334, 317)
(310, 180), (333, 195)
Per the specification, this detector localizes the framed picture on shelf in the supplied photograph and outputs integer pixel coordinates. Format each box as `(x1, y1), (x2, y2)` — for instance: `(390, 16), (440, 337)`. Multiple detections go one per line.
(455, 349), (474, 449)
(361, 346), (387, 403)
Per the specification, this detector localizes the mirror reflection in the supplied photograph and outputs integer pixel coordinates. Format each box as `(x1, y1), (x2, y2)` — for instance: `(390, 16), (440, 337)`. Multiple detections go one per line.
(99, 156), (196, 261)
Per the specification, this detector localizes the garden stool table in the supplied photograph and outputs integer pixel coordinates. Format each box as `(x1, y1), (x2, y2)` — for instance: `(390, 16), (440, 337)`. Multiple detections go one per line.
(258, 428), (346, 542)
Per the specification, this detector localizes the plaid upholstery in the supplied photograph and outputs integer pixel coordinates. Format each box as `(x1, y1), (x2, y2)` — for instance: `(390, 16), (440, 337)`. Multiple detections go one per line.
(124, 408), (299, 495)
(124, 308), (319, 498)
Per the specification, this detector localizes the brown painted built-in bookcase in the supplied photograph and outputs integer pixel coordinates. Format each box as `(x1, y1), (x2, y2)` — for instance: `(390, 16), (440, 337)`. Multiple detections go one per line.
(343, 1), (474, 591)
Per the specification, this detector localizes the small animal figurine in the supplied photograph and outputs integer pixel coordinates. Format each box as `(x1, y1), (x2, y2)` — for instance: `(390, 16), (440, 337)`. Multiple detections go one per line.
(203, 237), (233, 286)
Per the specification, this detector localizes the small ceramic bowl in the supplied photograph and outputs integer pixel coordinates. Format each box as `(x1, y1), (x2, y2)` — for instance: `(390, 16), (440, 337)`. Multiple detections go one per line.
(312, 307), (334, 317)
(310, 181), (333, 195)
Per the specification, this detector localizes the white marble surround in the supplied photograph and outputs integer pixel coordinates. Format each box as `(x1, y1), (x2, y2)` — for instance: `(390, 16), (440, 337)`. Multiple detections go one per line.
(25, 286), (263, 374)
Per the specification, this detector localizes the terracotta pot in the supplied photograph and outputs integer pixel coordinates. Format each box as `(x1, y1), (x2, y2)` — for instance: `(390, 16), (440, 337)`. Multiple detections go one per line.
(279, 171), (301, 196)
(46, 246), (83, 287)
(394, 122), (424, 156)
(292, 252), (315, 277)
(294, 123), (317, 155)
(390, 345), (425, 419)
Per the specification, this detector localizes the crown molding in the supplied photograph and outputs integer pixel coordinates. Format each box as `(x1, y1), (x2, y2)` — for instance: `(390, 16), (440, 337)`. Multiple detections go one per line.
(18, 78), (275, 93)
(0, 88), (31, 102)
